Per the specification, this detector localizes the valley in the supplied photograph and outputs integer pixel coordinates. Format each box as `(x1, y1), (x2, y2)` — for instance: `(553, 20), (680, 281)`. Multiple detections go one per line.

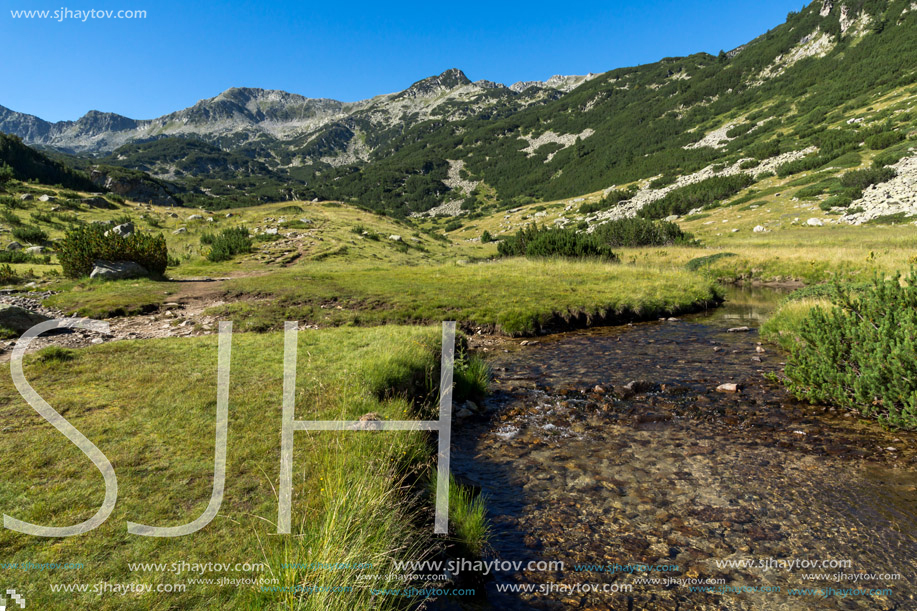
(1, 1), (917, 609)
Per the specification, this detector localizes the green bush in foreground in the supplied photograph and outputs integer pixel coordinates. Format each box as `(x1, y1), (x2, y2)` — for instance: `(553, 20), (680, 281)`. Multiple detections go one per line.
(779, 271), (917, 429)
(57, 225), (168, 278)
(202, 226), (253, 262)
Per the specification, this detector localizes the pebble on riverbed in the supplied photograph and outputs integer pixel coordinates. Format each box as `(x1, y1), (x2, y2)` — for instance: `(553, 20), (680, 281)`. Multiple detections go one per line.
(716, 383), (740, 393)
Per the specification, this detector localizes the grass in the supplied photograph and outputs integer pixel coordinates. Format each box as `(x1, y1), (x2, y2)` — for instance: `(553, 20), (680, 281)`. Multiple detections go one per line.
(209, 259), (720, 336)
(760, 298), (831, 351)
(44, 278), (179, 318)
(0, 325), (484, 610)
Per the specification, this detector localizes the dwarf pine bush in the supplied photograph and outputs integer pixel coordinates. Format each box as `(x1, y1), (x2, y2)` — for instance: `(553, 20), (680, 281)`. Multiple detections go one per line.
(497, 224), (617, 260)
(58, 225), (167, 278)
(781, 271), (917, 429)
(202, 227), (253, 262)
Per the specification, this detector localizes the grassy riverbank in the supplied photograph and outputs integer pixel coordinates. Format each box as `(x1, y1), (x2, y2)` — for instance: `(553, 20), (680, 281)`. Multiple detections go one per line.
(208, 259), (720, 336)
(0, 325), (484, 610)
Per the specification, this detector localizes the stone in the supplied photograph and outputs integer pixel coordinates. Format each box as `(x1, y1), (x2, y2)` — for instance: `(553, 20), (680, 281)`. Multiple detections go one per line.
(727, 326), (752, 333)
(716, 383), (740, 393)
(172, 227), (186, 234)
(24, 246), (46, 254)
(756, 346), (766, 353)
(38, 194), (54, 202)
(264, 228), (278, 235)
(753, 225), (766, 233)
(806, 217), (824, 227)
(455, 408), (474, 419)
(0, 304), (50, 333)
(106, 222), (134, 237)
(389, 235), (403, 242)
(6, 242), (23, 251)
(188, 214), (203, 220)
(168, 212), (179, 218)
(348, 412), (383, 430)
(18, 194), (33, 201)
(89, 260), (149, 280)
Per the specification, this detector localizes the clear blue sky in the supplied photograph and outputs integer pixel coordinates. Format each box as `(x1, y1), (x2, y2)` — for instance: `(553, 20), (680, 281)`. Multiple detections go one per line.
(1, 0), (807, 122)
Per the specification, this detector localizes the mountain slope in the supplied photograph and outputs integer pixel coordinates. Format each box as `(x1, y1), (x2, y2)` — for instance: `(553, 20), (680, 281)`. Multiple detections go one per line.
(1, 0), (915, 217)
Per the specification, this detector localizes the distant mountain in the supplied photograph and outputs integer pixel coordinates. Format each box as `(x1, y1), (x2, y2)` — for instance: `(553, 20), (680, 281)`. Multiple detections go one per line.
(2, 0), (915, 216)
(0, 68), (578, 158)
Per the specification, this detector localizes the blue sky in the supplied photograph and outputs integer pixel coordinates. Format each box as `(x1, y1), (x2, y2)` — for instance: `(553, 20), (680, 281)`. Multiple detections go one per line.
(1, 0), (807, 122)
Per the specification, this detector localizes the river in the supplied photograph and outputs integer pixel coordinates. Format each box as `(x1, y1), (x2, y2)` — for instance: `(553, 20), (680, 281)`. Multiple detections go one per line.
(448, 287), (917, 610)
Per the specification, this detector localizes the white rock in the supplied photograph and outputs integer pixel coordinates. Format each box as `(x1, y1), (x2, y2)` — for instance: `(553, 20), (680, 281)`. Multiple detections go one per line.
(806, 218), (824, 227)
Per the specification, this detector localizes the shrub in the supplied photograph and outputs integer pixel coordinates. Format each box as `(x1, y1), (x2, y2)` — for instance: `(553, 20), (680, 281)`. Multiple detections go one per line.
(444, 220), (463, 232)
(480, 230), (493, 243)
(497, 224), (617, 261)
(0, 263), (20, 285)
(0, 209), (22, 225)
(593, 217), (691, 247)
(840, 167), (897, 192)
(739, 159), (760, 170)
(638, 175), (753, 220)
(649, 176), (677, 189)
(777, 272), (917, 429)
(0, 163), (14, 185)
(11, 225), (48, 244)
(57, 225), (168, 278)
(204, 227), (252, 262)
(865, 131), (904, 150)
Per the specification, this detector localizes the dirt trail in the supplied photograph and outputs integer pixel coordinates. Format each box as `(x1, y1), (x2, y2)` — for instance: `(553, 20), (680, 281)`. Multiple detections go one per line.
(0, 276), (251, 362)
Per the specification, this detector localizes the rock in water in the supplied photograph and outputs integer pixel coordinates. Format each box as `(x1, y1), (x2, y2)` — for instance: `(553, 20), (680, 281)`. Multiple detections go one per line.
(0, 304), (50, 333)
(89, 260), (149, 280)
(727, 326), (752, 333)
(716, 383), (740, 393)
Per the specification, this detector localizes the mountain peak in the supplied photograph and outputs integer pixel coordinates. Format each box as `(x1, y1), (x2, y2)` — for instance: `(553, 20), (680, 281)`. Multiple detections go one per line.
(400, 68), (472, 98)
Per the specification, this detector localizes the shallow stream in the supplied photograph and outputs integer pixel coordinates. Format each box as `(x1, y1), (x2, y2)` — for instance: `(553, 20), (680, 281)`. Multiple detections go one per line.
(449, 287), (917, 610)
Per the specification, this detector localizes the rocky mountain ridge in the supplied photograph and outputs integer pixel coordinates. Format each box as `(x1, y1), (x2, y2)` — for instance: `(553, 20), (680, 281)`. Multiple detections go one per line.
(0, 69), (590, 156)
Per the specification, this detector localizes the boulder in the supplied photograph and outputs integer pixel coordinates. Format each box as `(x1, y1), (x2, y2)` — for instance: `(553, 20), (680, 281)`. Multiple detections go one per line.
(89, 260), (149, 280)
(106, 222), (134, 237)
(18, 194), (33, 201)
(188, 214), (203, 220)
(38, 194), (54, 203)
(716, 383), (740, 393)
(753, 225), (766, 233)
(806, 218), (824, 227)
(25, 246), (46, 254)
(727, 326), (752, 333)
(168, 212), (179, 218)
(6, 242), (23, 251)
(0, 305), (51, 334)
(172, 227), (186, 234)
(389, 235), (403, 242)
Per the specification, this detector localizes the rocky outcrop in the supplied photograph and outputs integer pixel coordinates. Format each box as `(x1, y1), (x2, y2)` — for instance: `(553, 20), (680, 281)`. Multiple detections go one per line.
(842, 155), (917, 225)
(89, 169), (178, 206)
(89, 260), (149, 280)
